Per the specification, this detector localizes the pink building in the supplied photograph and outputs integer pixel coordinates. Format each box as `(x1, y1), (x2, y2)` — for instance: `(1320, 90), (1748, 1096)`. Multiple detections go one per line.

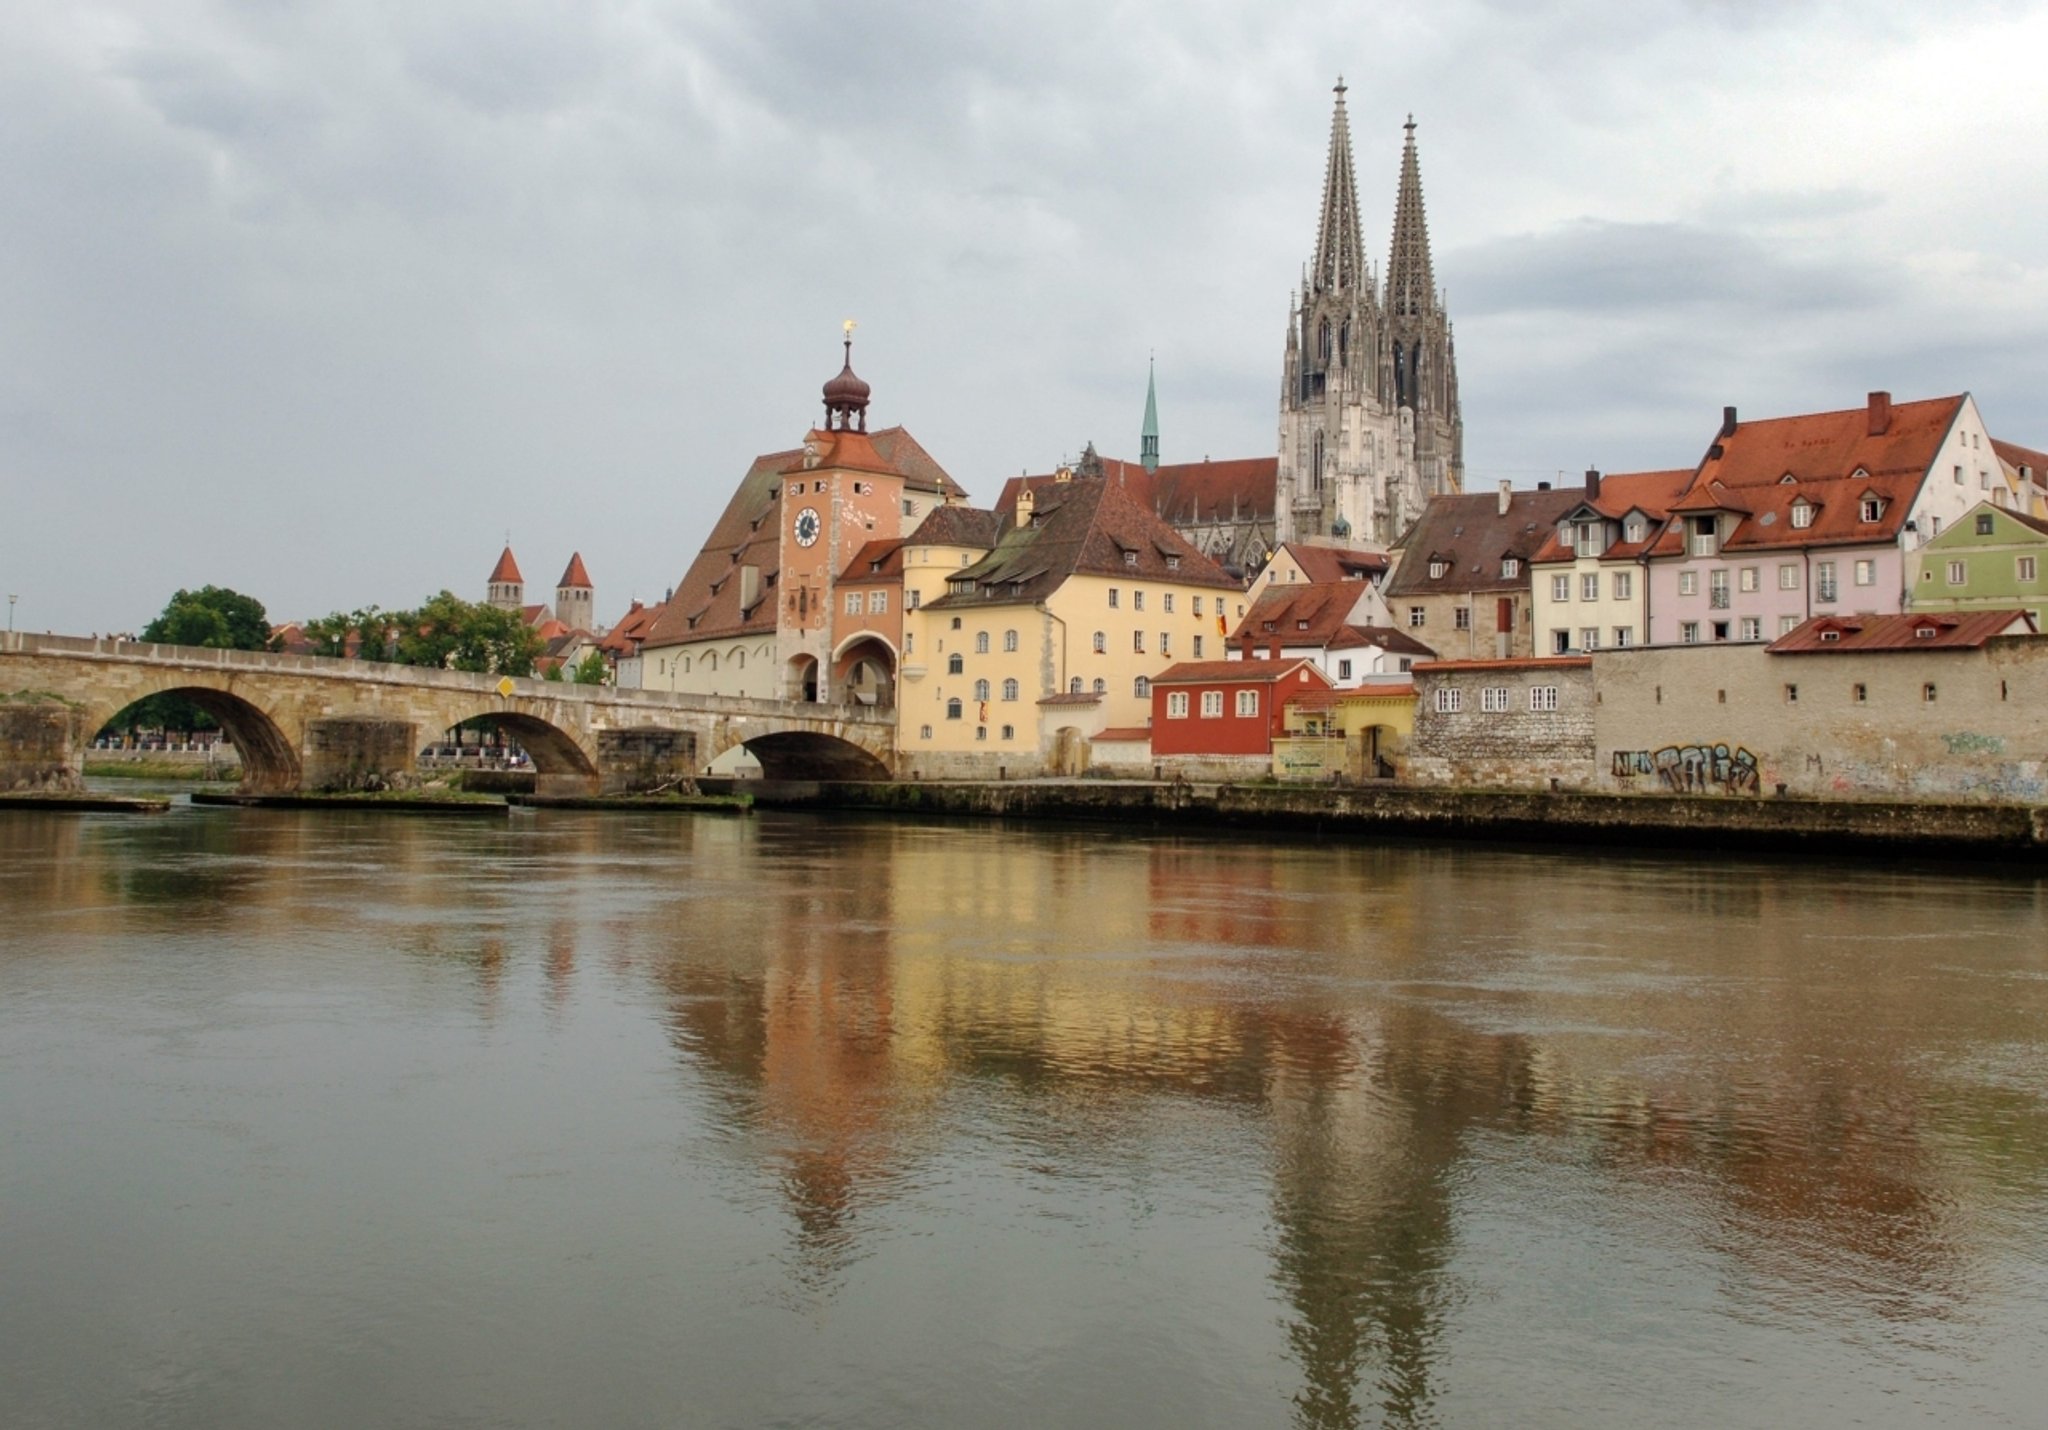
(1646, 392), (2004, 646)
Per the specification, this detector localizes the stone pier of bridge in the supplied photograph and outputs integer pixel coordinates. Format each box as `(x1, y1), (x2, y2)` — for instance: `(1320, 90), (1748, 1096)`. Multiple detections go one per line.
(0, 633), (898, 795)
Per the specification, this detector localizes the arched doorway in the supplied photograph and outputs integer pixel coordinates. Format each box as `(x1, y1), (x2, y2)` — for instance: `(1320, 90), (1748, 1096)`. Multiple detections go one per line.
(92, 686), (300, 793)
(831, 634), (896, 710)
(785, 654), (820, 704)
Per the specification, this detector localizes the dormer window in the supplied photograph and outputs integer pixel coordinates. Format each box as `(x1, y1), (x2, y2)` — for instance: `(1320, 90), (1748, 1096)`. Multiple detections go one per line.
(1166, 555), (1180, 570)
(1688, 515), (1719, 556)
(1779, 473), (1797, 485)
(1977, 512), (1996, 535)
(1790, 501), (1815, 530)
(1625, 519), (1644, 543)
(1428, 559), (1449, 579)
(1123, 550), (1138, 567)
(1915, 624), (1938, 639)
(1859, 497), (1883, 523)
(1501, 557), (1519, 579)
(1820, 629), (1840, 642)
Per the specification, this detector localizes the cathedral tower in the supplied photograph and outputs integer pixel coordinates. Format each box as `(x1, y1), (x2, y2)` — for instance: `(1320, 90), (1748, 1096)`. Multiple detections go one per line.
(1276, 87), (1462, 548)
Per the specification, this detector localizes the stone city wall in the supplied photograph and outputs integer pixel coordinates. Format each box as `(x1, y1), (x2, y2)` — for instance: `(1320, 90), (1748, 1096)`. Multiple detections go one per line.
(1408, 661), (1596, 790)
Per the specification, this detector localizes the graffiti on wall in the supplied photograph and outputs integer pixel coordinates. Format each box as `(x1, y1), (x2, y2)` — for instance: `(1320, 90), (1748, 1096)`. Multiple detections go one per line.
(1612, 743), (1761, 794)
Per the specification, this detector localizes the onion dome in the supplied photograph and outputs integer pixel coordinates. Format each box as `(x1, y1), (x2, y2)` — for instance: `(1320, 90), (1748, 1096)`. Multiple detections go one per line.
(822, 326), (871, 432)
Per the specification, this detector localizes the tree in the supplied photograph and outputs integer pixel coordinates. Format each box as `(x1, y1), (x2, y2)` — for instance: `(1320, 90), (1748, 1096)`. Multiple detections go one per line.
(390, 591), (544, 676)
(570, 649), (610, 685)
(142, 586), (272, 652)
(303, 606), (393, 661)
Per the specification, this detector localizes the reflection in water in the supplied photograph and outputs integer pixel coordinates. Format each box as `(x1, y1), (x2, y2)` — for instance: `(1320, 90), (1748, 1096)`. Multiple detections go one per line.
(3, 806), (2046, 1428)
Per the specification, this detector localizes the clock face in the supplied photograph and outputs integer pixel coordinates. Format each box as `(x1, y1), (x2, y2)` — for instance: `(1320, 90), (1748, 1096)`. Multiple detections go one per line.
(794, 507), (821, 548)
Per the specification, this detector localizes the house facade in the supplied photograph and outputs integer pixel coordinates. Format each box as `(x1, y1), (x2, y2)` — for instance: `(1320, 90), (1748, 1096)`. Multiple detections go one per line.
(1909, 502), (2048, 629)
(1382, 482), (1584, 659)
(1528, 468), (1691, 654)
(1150, 657), (1330, 776)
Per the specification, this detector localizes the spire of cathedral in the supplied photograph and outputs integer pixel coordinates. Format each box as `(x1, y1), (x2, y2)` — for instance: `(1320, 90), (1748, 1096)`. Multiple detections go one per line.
(1386, 115), (1437, 321)
(1140, 355), (1160, 474)
(1311, 79), (1365, 295)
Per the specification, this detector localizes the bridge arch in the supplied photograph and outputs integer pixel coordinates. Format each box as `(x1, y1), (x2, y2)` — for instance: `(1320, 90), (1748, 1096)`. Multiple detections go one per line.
(738, 730), (891, 782)
(442, 710), (598, 779)
(92, 683), (301, 793)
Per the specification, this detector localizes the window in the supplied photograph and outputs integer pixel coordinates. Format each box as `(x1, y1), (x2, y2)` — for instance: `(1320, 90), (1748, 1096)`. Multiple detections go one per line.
(2020, 556), (2038, 582)
(1739, 567), (1759, 593)
(1816, 561), (1838, 603)
(920, 724), (933, 739)
(1408, 606), (1426, 628)
(1978, 512), (1997, 535)
(1092, 631), (1106, 653)
(975, 727), (987, 741)
(1093, 678), (1107, 695)
(1689, 516), (1718, 555)
(1502, 558), (1520, 579)
(1434, 687), (1462, 713)
(1337, 659), (1352, 680)
(1132, 631), (1145, 653)
(1429, 559), (1449, 578)
(1779, 563), (1800, 591)
(869, 590), (887, 614)
(951, 616), (962, 629)
(1133, 677), (1150, 699)
(1455, 606), (1471, 630)
(1236, 689), (1260, 717)
(1613, 626), (1633, 647)
(1160, 633), (1171, 657)
(844, 592), (862, 615)
(1947, 560), (1966, 585)
(1001, 724), (1014, 740)
(1201, 690), (1224, 717)
(1070, 677), (1083, 694)
(1613, 571), (1633, 600)
(1780, 615), (1801, 636)
(1930, 516), (1942, 537)
(1852, 683), (1867, 704)
(975, 631), (990, 653)
(1552, 629), (1570, 654)
(1551, 574), (1571, 602)
(1004, 629), (1018, 652)
(1955, 464), (1965, 485)
(1581, 573), (1600, 602)
(1133, 590), (1145, 611)
(1679, 571), (1698, 596)
(1580, 627), (1600, 650)
(1709, 569), (1729, 608)
(1481, 685), (1509, 712)
(1163, 594), (1175, 614)
(1681, 621), (1700, 644)
(1192, 636), (1204, 659)
(1002, 678), (1019, 701)
(906, 590), (921, 610)
(947, 653), (964, 675)
(946, 699), (963, 720)
(1529, 685), (1559, 712)
(1861, 498), (1883, 522)
(1924, 683), (1938, 702)
(974, 678), (990, 701)
(1853, 559), (1875, 587)
(1712, 621), (1730, 641)
(1784, 684), (1798, 703)
(1167, 691), (1189, 718)
(1123, 550), (1138, 567)
(1193, 597), (1205, 617)
(1790, 502), (1814, 529)
(1626, 519), (1644, 543)
(1108, 589), (1120, 608)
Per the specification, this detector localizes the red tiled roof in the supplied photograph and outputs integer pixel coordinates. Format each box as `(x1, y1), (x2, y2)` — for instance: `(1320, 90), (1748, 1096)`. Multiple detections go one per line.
(1152, 658), (1328, 686)
(1529, 469), (1694, 565)
(906, 504), (1002, 549)
(1093, 726), (1152, 742)
(838, 538), (906, 584)
(1012, 453), (1278, 527)
(1765, 610), (2036, 654)
(1283, 543), (1390, 582)
(1385, 486), (1589, 596)
(1992, 438), (2048, 474)
(1326, 625), (1435, 657)
(519, 604), (550, 627)
(1414, 656), (1592, 673)
(597, 599), (661, 656)
(557, 552), (592, 589)
(1037, 691), (1103, 706)
(1233, 582), (1364, 647)
(488, 546), (524, 584)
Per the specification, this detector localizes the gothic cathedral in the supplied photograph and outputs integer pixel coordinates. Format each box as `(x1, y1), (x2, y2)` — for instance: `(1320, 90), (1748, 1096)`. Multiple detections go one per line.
(1276, 83), (1463, 548)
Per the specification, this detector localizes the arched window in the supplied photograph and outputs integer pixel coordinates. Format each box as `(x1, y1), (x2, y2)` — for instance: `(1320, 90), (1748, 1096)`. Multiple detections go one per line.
(703, 652), (717, 671)
(1312, 431), (1325, 490)
(1003, 629), (1018, 652)
(1317, 318), (1331, 364)
(731, 648), (745, 669)
(681, 656), (691, 673)
(1002, 678), (1019, 701)
(1092, 678), (1106, 695)
(975, 631), (990, 653)
(947, 653), (963, 675)
(1092, 631), (1106, 653)
(974, 679), (990, 701)
(946, 699), (963, 720)
(1069, 677), (1083, 694)
(1133, 676), (1150, 698)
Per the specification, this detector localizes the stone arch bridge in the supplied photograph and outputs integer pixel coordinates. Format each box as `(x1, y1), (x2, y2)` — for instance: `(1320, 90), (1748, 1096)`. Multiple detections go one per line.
(1, 633), (898, 793)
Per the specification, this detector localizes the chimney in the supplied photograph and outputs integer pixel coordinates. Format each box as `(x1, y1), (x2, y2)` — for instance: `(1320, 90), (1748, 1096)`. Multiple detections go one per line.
(1268, 642), (1283, 660)
(1017, 484), (1035, 525)
(738, 565), (761, 611)
(1497, 479), (1512, 516)
(1720, 405), (1738, 438)
(1537, 481), (1551, 491)
(1584, 467), (1602, 500)
(1239, 633), (1255, 659)
(1867, 390), (1892, 437)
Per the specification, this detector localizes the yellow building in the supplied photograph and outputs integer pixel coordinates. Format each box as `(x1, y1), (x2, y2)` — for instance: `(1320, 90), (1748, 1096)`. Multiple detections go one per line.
(1272, 682), (1417, 781)
(899, 468), (1244, 776)
(1527, 469), (1692, 655)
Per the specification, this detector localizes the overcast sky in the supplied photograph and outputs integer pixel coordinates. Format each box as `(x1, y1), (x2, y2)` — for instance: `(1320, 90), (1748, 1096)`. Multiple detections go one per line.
(5, 0), (2046, 636)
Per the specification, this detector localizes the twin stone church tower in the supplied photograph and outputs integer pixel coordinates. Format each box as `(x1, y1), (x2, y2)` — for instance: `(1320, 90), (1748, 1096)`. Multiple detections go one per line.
(1274, 82), (1463, 548)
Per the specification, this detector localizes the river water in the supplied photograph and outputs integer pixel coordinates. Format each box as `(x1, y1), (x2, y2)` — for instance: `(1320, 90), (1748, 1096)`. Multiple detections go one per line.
(2, 801), (2045, 1428)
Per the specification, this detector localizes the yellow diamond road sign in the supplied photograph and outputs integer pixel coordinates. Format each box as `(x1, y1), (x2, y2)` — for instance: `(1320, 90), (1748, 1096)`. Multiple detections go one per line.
(496, 676), (516, 697)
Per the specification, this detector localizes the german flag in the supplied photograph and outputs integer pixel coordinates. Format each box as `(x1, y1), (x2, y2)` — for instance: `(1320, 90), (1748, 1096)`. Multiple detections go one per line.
(1215, 613), (1227, 636)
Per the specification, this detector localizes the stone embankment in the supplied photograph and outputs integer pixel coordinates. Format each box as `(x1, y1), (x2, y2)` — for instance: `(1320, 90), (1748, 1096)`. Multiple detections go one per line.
(708, 778), (2048, 857)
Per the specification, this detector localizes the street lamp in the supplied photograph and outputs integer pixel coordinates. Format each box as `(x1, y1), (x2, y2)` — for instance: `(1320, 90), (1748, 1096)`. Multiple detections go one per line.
(6, 594), (15, 633)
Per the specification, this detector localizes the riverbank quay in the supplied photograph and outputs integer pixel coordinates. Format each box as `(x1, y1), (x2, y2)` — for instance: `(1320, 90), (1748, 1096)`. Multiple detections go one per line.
(0, 791), (171, 812)
(705, 777), (2048, 857)
(507, 791), (752, 814)
(190, 791), (509, 817)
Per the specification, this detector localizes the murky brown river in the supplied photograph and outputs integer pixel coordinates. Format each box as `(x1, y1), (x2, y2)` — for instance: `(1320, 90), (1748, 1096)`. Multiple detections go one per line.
(3, 800), (2046, 1428)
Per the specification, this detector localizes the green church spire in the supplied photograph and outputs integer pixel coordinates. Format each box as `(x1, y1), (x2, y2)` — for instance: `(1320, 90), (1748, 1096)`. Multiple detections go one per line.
(1140, 354), (1160, 474)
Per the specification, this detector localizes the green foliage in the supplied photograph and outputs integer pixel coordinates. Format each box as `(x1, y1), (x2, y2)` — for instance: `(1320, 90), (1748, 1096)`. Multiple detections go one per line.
(570, 649), (610, 685)
(302, 607), (393, 661)
(390, 591), (544, 676)
(141, 585), (271, 653)
(543, 663), (565, 682)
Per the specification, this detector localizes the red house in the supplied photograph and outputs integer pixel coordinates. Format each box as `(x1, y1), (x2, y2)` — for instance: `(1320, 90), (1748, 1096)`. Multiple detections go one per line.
(1149, 659), (1331, 756)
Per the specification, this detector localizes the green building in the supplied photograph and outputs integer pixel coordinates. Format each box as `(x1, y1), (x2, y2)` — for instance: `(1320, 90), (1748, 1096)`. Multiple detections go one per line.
(1911, 500), (2048, 628)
